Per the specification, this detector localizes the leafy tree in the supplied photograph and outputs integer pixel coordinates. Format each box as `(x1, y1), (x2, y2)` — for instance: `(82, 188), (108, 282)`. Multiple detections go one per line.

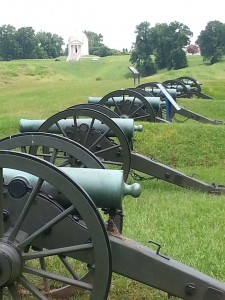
(186, 44), (200, 55)
(84, 31), (103, 55)
(152, 21), (192, 70)
(134, 21), (154, 58)
(167, 48), (188, 70)
(151, 23), (169, 69)
(35, 31), (64, 58)
(196, 20), (225, 64)
(130, 21), (157, 76)
(92, 45), (112, 57)
(83, 30), (114, 57)
(0, 25), (19, 60)
(130, 21), (192, 75)
(15, 27), (36, 59)
(0, 24), (64, 60)
(135, 56), (157, 76)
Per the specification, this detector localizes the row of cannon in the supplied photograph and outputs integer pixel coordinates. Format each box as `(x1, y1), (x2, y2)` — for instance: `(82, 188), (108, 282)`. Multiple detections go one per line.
(87, 77), (220, 125)
(139, 76), (213, 99)
(0, 78), (224, 299)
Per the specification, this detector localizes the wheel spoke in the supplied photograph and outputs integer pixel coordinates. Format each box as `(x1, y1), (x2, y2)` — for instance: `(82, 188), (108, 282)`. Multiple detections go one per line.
(39, 256), (50, 293)
(18, 205), (75, 250)
(23, 266), (93, 290)
(83, 118), (95, 147)
(129, 104), (145, 117)
(23, 243), (93, 260)
(88, 128), (111, 152)
(126, 98), (136, 114)
(8, 178), (44, 242)
(55, 121), (67, 137)
(112, 97), (123, 115)
(57, 158), (70, 167)
(133, 113), (151, 120)
(73, 116), (78, 132)
(59, 256), (80, 279)
(102, 160), (123, 166)
(20, 146), (27, 153)
(94, 143), (121, 156)
(49, 148), (58, 164)
(19, 276), (49, 300)
(8, 283), (21, 299)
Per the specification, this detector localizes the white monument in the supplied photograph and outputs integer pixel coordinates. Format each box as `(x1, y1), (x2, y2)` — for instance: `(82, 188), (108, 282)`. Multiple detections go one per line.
(67, 31), (89, 62)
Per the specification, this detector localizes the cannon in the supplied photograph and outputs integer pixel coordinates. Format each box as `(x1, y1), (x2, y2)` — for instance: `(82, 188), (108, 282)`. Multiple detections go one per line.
(137, 81), (191, 99)
(0, 131), (135, 233)
(176, 76), (213, 99)
(1, 150), (225, 299)
(19, 105), (225, 195)
(93, 88), (224, 125)
(88, 89), (159, 122)
(18, 118), (142, 140)
(137, 77), (213, 100)
(19, 108), (133, 180)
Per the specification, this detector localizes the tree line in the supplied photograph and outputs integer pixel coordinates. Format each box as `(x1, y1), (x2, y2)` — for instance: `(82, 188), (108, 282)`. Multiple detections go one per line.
(0, 25), (64, 60)
(84, 31), (126, 56)
(0, 25), (126, 61)
(130, 20), (225, 76)
(1, 20), (225, 74)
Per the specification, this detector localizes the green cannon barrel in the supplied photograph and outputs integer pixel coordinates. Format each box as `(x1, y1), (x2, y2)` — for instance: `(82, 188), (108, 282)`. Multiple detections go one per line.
(3, 168), (141, 209)
(88, 96), (163, 110)
(166, 84), (191, 91)
(19, 118), (143, 138)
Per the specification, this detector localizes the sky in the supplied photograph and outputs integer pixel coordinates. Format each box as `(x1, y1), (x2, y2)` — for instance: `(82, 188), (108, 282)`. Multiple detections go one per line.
(1, 0), (225, 50)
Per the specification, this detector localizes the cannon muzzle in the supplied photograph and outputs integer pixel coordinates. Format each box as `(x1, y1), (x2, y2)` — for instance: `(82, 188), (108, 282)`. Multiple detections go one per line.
(19, 118), (142, 138)
(3, 168), (141, 209)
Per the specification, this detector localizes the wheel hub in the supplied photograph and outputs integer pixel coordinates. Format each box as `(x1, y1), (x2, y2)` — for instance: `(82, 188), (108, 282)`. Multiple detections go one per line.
(0, 240), (22, 286)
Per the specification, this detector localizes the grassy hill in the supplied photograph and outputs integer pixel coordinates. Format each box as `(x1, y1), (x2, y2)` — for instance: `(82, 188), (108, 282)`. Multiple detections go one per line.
(1, 55), (225, 299)
(1, 54), (225, 133)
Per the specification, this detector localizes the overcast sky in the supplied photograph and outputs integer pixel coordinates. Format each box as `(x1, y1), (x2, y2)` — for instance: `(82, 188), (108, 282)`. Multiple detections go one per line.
(1, 0), (224, 50)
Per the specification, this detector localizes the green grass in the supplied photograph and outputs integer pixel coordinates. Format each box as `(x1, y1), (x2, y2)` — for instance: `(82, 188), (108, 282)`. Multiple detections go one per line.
(1, 55), (225, 299)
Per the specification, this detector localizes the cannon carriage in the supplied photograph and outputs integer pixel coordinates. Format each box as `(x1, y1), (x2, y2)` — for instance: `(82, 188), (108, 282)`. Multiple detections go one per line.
(89, 87), (224, 125)
(0, 138), (225, 299)
(19, 104), (225, 196)
(137, 76), (213, 100)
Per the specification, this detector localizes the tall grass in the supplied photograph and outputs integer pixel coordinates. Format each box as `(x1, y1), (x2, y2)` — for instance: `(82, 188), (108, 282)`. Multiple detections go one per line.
(1, 55), (225, 299)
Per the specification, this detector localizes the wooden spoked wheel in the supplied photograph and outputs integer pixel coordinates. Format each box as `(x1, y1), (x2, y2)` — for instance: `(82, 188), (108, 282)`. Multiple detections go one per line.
(0, 151), (112, 299)
(0, 132), (105, 169)
(37, 108), (131, 181)
(98, 89), (156, 122)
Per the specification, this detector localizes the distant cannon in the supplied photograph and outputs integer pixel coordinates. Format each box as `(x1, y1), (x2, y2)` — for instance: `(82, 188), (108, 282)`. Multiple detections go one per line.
(137, 80), (191, 99)
(176, 76), (213, 99)
(137, 76), (213, 99)
(91, 88), (223, 124)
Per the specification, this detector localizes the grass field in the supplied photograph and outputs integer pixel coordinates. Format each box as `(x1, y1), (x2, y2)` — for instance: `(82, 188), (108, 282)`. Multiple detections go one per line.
(1, 54), (225, 299)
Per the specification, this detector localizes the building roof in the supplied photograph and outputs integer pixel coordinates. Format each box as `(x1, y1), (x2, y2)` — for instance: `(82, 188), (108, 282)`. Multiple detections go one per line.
(68, 31), (88, 44)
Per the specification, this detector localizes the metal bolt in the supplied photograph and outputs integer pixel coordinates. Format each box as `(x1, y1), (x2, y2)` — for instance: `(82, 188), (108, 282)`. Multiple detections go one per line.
(3, 210), (9, 221)
(185, 283), (196, 295)
(66, 131), (73, 139)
